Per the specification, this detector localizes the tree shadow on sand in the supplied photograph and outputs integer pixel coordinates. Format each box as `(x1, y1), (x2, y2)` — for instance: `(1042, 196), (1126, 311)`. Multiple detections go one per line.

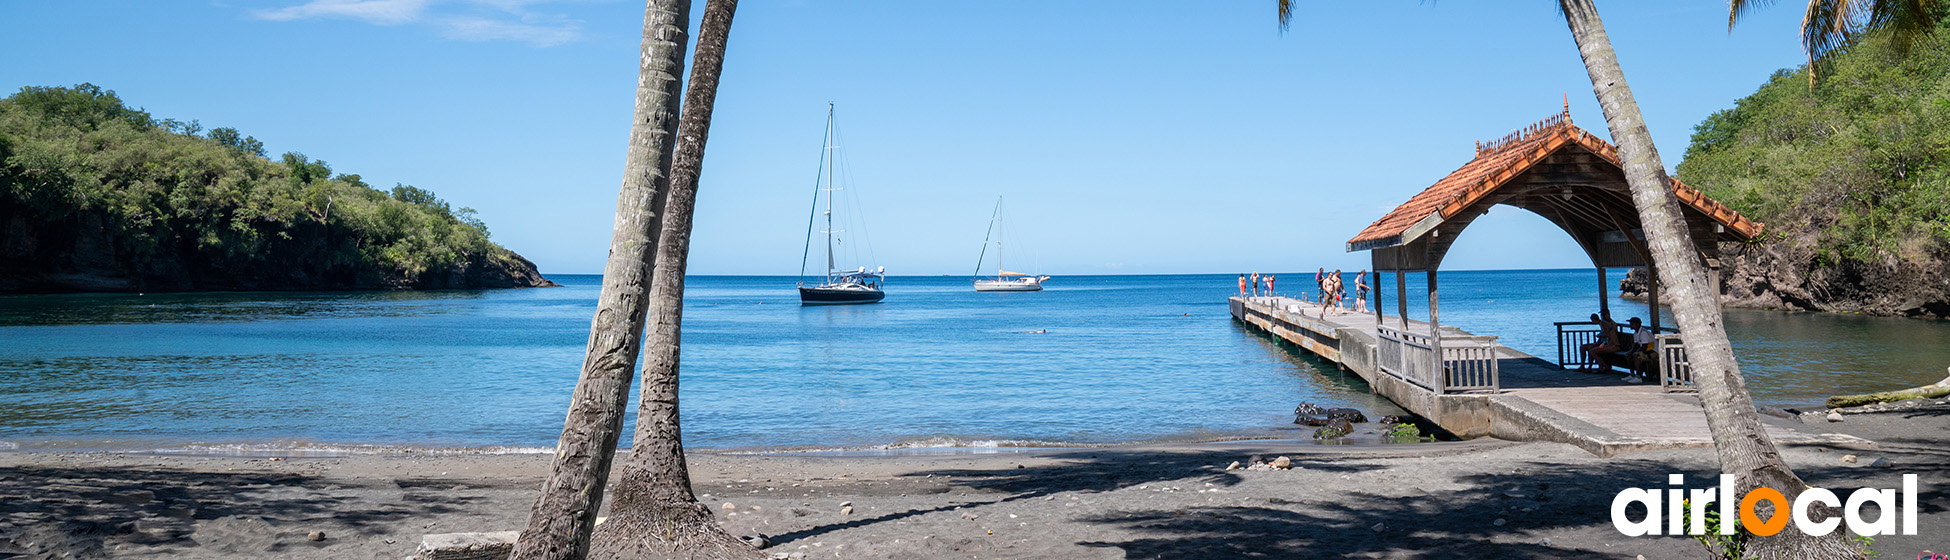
(0, 464), (485, 559)
(898, 447), (1715, 558)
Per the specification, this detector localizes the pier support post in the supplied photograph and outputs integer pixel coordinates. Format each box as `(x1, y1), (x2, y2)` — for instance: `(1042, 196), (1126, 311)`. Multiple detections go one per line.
(1648, 262), (1660, 333)
(1373, 272), (1383, 327)
(1395, 269), (1408, 329)
(1597, 266), (1609, 317)
(1428, 267), (1443, 392)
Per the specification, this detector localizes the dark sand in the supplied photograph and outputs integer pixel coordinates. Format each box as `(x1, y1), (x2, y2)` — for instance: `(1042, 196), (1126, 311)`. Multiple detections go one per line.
(2, 402), (1944, 559)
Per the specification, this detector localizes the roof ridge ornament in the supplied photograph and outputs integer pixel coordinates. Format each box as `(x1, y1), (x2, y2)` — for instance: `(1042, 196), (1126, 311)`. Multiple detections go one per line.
(1474, 102), (1576, 157)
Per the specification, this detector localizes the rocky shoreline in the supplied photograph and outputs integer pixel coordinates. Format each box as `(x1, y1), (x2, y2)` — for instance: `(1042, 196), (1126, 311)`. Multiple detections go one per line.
(1617, 241), (1950, 319)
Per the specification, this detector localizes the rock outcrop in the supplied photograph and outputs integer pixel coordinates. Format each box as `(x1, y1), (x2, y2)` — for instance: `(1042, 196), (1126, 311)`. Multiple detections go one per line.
(1617, 240), (1950, 320)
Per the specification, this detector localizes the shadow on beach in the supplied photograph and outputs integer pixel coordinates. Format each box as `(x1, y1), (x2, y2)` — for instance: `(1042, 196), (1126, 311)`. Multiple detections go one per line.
(0, 462), (511, 559)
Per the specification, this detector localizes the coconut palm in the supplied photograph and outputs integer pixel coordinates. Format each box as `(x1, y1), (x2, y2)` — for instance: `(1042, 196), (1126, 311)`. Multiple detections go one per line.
(1279, 1), (1861, 556)
(1729, 0), (1942, 85)
(510, 0), (692, 558)
(586, 0), (757, 557)
(1552, 2), (1858, 556)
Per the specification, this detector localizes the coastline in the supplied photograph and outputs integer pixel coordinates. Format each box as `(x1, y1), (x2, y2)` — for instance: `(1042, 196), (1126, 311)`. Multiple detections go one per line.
(4, 402), (1943, 559)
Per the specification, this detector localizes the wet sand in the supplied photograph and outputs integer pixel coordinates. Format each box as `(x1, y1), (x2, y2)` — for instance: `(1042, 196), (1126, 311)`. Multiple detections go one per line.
(2, 404), (1944, 559)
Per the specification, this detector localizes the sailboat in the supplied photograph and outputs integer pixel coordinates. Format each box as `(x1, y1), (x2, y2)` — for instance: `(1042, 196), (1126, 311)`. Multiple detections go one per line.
(798, 104), (886, 306)
(971, 197), (1050, 292)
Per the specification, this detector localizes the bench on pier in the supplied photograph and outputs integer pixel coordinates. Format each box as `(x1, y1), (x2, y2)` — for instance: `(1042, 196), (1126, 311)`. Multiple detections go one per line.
(1554, 321), (1695, 392)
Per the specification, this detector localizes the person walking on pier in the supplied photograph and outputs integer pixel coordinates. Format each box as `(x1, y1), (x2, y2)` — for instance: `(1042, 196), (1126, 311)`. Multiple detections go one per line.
(1318, 269), (1333, 308)
(1265, 274), (1275, 297)
(1353, 270), (1370, 313)
(1323, 270), (1344, 316)
(1238, 273), (1248, 296)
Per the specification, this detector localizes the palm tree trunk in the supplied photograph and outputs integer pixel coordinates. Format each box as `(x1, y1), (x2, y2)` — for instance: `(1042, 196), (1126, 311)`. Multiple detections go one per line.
(1557, 1), (1859, 557)
(586, 0), (755, 557)
(509, 0), (690, 558)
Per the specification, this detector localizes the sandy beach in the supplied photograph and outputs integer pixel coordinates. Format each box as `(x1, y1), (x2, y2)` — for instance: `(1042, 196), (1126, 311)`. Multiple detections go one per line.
(2, 399), (1944, 559)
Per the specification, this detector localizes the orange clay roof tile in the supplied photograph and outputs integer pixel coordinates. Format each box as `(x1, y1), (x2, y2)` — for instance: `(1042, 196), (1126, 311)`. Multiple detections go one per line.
(1347, 112), (1761, 249)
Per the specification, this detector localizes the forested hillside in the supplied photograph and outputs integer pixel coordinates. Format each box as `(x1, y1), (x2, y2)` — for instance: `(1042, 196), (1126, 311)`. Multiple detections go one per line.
(0, 84), (554, 293)
(1676, 14), (1950, 318)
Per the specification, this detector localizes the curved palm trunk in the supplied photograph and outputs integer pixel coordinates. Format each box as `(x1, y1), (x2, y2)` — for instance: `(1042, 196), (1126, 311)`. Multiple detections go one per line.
(1557, 1), (1858, 557)
(586, 0), (754, 557)
(510, 0), (691, 558)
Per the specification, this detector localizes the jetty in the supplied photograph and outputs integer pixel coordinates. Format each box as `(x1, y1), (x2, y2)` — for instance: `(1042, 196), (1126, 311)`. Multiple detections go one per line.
(1236, 106), (1865, 456)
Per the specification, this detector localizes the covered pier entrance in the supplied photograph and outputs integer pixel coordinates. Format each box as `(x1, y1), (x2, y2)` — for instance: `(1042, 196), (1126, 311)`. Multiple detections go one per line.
(1229, 107), (1863, 455)
(1348, 104), (1761, 393)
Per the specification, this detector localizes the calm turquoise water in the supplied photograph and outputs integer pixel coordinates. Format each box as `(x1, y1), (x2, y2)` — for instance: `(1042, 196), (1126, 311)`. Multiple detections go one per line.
(1, 271), (1946, 453)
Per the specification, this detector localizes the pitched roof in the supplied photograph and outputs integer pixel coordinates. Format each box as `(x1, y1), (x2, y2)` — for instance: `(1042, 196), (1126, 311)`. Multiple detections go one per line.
(1346, 110), (1762, 252)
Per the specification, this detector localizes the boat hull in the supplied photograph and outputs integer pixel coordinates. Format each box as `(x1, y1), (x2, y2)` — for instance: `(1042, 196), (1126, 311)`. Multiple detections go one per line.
(799, 286), (886, 305)
(974, 281), (1042, 292)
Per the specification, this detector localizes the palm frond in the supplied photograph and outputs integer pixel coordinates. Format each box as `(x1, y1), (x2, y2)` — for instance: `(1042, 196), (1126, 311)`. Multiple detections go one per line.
(1278, 0), (1293, 33)
(1867, 0), (1940, 55)
(1801, 0), (1860, 63)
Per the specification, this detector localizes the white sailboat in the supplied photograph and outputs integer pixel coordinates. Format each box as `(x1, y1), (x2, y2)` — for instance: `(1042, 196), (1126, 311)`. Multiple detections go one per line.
(971, 197), (1050, 292)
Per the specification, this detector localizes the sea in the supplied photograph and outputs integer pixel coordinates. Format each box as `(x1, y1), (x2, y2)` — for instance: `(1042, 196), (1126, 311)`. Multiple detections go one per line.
(2, 270), (1947, 455)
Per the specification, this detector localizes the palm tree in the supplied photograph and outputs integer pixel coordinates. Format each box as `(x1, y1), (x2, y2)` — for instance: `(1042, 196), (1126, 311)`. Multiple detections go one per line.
(1278, 1), (1860, 556)
(1549, 3), (1862, 556)
(1729, 0), (1942, 86)
(510, 0), (692, 558)
(586, 0), (758, 557)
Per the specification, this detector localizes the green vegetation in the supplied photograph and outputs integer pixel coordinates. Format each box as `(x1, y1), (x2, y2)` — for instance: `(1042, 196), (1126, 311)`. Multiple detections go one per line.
(0, 84), (540, 291)
(1677, 13), (1950, 266)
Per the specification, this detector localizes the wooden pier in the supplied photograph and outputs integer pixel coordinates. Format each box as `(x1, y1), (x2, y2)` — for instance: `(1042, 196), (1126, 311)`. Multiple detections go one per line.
(1231, 296), (1867, 456)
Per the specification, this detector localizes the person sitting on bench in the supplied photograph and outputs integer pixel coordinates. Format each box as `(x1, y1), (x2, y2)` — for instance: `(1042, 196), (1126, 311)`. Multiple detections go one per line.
(1623, 317), (1656, 380)
(1580, 312), (1622, 373)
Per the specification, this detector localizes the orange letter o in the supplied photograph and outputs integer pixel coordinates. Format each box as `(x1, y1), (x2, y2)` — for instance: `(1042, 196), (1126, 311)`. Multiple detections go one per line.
(1740, 488), (1790, 537)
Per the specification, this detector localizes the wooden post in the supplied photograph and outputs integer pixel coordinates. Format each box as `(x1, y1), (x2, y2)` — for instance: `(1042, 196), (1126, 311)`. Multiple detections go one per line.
(1428, 267), (1443, 392)
(1648, 262), (1661, 333)
(1395, 268), (1408, 329)
(1373, 270), (1382, 327)
(1597, 266), (1609, 317)
(1708, 264), (1722, 308)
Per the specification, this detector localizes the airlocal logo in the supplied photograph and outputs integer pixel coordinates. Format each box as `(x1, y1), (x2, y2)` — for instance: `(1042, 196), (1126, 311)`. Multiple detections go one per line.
(1612, 474), (1919, 537)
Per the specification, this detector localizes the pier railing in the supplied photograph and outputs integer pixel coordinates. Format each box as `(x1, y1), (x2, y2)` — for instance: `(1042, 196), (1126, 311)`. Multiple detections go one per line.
(1554, 321), (1694, 392)
(1553, 321), (1677, 368)
(1378, 325), (1501, 393)
(1657, 334), (1694, 392)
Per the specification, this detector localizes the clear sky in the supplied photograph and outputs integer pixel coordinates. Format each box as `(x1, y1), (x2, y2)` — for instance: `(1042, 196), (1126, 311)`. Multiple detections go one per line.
(2, 1), (1811, 275)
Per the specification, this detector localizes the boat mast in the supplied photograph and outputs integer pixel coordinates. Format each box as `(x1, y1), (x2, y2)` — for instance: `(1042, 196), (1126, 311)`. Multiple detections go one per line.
(823, 103), (836, 283)
(995, 197), (1004, 279)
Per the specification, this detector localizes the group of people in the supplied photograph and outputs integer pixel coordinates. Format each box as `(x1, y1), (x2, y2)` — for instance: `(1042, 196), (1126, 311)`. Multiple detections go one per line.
(1237, 269), (1371, 317)
(1577, 310), (1656, 382)
(1239, 272), (1277, 297)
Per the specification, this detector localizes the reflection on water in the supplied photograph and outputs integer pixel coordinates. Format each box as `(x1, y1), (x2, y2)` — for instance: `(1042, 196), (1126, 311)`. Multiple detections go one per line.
(1722, 308), (1950, 405)
(1, 271), (1946, 453)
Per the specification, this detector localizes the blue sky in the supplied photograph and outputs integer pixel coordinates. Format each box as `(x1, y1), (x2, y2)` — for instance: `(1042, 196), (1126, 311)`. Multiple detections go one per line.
(2, 1), (1810, 275)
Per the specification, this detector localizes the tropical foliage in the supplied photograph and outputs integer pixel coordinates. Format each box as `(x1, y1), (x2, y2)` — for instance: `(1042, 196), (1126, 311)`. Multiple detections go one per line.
(1678, 13), (1950, 267)
(0, 84), (532, 290)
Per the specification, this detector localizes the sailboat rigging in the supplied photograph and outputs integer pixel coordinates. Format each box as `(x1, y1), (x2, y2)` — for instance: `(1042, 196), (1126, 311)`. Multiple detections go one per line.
(798, 103), (885, 305)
